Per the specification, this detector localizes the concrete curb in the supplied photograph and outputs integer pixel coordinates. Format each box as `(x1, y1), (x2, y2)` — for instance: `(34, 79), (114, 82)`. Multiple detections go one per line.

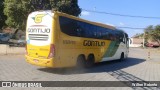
(0, 44), (25, 55)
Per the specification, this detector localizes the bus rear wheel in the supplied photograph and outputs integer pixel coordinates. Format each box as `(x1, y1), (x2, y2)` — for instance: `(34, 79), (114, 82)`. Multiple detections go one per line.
(76, 55), (86, 68)
(86, 54), (95, 68)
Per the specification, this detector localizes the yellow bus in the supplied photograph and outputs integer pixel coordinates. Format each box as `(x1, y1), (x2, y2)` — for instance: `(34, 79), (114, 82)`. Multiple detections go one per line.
(25, 10), (129, 68)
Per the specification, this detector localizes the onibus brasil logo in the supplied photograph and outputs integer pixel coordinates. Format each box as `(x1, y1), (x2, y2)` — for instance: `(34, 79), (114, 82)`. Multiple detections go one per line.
(32, 14), (46, 23)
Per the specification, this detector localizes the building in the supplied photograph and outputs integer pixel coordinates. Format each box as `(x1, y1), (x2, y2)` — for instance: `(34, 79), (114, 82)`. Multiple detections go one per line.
(129, 38), (143, 47)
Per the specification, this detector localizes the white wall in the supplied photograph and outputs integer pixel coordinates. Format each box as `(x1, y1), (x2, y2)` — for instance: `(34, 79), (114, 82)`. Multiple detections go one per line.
(0, 44), (25, 55)
(129, 38), (142, 47)
(129, 44), (142, 47)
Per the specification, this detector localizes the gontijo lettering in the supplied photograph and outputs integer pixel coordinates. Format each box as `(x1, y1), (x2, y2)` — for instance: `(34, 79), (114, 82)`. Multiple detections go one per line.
(28, 28), (50, 33)
(83, 40), (105, 46)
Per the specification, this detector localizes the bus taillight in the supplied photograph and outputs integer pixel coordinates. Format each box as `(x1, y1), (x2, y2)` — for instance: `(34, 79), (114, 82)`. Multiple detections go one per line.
(48, 44), (55, 59)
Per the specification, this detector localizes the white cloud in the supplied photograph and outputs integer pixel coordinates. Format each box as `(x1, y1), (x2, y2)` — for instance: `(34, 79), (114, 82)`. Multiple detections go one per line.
(81, 11), (90, 16)
(105, 23), (115, 26)
(119, 22), (125, 26)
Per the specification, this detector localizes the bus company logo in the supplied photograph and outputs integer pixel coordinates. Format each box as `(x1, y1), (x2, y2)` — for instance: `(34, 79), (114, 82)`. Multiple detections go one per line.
(32, 14), (46, 23)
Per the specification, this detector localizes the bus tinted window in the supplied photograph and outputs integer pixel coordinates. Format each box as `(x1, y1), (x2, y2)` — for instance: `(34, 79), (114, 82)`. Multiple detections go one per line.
(59, 16), (124, 40)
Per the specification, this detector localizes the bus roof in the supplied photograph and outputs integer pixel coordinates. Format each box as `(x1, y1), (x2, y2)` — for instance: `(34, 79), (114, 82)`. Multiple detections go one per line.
(29, 10), (120, 31)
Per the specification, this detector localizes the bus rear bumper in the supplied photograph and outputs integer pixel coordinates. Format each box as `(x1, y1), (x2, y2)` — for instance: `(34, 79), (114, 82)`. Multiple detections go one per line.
(25, 55), (55, 68)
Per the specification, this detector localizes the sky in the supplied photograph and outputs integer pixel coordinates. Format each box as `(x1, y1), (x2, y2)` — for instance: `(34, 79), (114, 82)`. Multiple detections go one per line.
(78, 0), (160, 37)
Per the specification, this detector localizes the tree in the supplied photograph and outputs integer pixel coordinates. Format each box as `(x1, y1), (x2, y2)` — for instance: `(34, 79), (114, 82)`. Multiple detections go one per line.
(4, 0), (81, 31)
(144, 25), (154, 43)
(132, 33), (143, 38)
(144, 25), (154, 33)
(50, 0), (81, 16)
(0, 0), (7, 30)
(144, 25), (160, 46)
(4, 0), (31, 31)
(31, 0), (81, 16)
(150, 25), (160, 46)
(30, 0), (51, 10)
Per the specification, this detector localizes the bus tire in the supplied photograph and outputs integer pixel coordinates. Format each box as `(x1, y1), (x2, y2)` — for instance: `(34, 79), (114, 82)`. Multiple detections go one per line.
(76, 55), (86, 68)
(86, 54), (95, 68)
(120, 52), (124, 61)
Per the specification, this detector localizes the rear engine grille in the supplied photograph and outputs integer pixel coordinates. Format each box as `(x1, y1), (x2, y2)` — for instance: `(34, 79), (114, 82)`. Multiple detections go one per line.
(29, 34), (49, 41)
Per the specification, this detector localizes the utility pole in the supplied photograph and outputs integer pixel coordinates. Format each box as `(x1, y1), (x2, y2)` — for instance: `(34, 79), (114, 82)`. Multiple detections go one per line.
(143, 32), (145, 48)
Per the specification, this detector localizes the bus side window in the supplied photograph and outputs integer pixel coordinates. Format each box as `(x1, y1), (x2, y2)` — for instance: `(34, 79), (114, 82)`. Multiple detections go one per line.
(76, 22), (83, 37)
(97, 26), (103, 39)
(113, 33), (116, 41)
(70, 21), (78, 36)
(115, 33), (120, 42)
(109, 31), (116, 41)
(105, 32), (109, 40)
(84, 23), (91, 38)
(120, 34), (125, 43)
(90, 25), (96, 38)
(119, 36), (123, 42)
(125, 33), (128, 44)
(93, 31), (97, 38)
(94, 26), (99, 39)
(109, 33), (113, 40)
(76, 28), (82, 37)
(102, 30), (108, 40)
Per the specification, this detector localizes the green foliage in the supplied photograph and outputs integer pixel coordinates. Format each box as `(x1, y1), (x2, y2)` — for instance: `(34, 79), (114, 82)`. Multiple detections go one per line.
(50, 0), (81, 16)
(0, 0), (7, 30)
(143, 25), (153, 43)
(4, 0), (81, 30)
(144, 25), (154, 33)
(133, 25), (160, 46)
(144, 25), (160, 46)
(4, 0), (32, 30)
(132, 33), (143, 38)
(151, 25), (160, 45)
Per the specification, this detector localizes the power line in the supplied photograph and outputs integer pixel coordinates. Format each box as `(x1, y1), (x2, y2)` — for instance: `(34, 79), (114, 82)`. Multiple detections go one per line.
(82, 9), (160, 19)
(116, 26), (145, 30)
(116, 26), (155, 30)
(46, 9), (154, 30)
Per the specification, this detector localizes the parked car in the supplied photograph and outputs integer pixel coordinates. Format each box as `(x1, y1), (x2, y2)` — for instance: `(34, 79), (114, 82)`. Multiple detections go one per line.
(17, 36), (26, 46)
(8, 36), (26, 47)
(0, 33), (11, 42)
(146, 43), (159, 48)
(145, 43), (154, 47)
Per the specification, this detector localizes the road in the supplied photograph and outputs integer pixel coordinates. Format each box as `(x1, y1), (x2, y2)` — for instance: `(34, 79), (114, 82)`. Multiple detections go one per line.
(0, 48), (160, 90)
